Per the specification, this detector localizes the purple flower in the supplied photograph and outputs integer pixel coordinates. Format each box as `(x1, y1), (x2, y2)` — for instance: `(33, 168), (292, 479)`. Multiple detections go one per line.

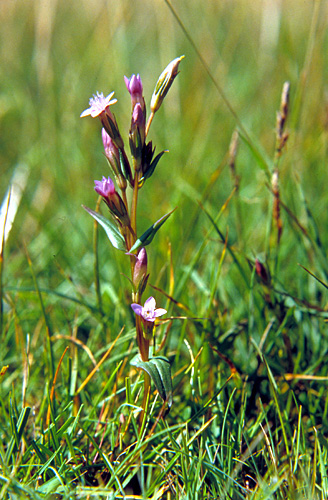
(132, 248), (148, 288)
(94, 176), (116, 198)
(131, 297), (166, 322)
(102, 128), (119, 158)
(132, 103), (145, 126)
(80, 91), (117, 118)
(94, 176), (129, 225)
(124, 74), (145, 115)
(131, 103), (145, 140)
(124, 74), (143, 99)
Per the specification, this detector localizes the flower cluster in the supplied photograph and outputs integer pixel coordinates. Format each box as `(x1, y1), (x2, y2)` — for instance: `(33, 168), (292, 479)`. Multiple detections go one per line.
(81, 56), (183, 370)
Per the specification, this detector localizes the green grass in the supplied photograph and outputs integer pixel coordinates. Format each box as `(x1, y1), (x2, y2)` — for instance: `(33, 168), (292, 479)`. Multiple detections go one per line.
(1, 0), (328, 498)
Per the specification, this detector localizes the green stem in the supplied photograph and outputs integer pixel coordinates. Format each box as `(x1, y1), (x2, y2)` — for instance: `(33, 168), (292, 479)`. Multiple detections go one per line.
(140, 372), (151, 424)
(130, 171), (140, 237)
(94, 197), (103, 316)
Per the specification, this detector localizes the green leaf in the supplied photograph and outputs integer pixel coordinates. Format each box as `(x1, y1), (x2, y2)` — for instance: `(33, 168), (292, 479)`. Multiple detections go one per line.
(82, 205), (126, 251)
(130, 354), (173, 408)
(5, 405), (31, 463)
(129, 208), (176, 253)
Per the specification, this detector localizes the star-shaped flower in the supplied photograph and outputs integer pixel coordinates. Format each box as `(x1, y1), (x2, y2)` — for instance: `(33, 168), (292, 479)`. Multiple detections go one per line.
(131, 296), (166, 322)
(80, 91), (117, 118)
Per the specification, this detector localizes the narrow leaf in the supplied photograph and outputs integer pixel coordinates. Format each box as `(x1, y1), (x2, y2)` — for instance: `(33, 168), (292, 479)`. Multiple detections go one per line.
(82, 205), (126, 251)
(129, 208), (176, 253)
(5, 406), (31, 463)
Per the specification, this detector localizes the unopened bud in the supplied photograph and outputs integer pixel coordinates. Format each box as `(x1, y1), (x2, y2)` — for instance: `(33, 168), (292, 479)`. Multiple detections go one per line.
(255, 259), (270, 285)
(133, 247), (148, 290)
(150, 56), (184, 114)
(94, 176), (129, 225)
(124, 74), (146, 115)
(129, 103), (145, 170)
(102, 129), (126, 188)
(101, 108), (124, 150)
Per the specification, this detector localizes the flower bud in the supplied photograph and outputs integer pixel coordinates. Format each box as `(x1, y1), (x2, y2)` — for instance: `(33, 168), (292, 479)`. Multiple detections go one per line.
(129, 103), (145, 170)
(94, 176), (115, 198)
(255, 259), (270, 285)
(150, 56), (184, 114)
(133, 247), (148, 290)
(124, 74), (146, 115)
(102, 129), (127, 190)
(94, 176), (130, 225)
(101, 109), (124, 150)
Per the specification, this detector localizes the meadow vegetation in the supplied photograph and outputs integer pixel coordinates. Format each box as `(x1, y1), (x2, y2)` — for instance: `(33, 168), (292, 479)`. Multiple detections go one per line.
(1, 0), (328, 498)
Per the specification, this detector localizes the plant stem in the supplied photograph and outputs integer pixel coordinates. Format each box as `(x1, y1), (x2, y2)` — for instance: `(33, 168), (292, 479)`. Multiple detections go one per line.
(145, 111), (154, 137)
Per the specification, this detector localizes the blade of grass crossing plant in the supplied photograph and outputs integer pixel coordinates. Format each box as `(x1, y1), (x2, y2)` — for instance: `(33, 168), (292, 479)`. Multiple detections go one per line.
(5, 406), (31, 464)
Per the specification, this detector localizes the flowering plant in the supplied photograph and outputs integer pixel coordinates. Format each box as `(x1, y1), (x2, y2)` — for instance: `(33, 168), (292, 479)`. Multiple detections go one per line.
(81, 56), (184, 415)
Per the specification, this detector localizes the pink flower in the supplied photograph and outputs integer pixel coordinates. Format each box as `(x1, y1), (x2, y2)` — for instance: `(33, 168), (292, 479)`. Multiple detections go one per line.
(131, 297), (166, 322)
(94, 176), (116, 198)
(94, 176), (129, 225)
(102, 128), (118, 158)
(124, 74), (143, 99)
(80, 92), (117, 118)
(124, 74), (145, 114)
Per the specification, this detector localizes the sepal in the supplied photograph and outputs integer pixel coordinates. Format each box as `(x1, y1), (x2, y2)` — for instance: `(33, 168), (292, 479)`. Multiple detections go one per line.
(141, 150), (167, 184)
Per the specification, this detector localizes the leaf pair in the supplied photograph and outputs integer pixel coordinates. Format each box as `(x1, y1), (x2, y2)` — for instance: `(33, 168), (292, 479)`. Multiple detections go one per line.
(83, 205), (175, 253)
(130, 354), (173, 408)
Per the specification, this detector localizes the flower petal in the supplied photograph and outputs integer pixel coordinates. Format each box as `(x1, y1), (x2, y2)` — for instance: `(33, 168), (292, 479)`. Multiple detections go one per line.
(131, 303), (143, 316)
(144, 296), (156, 309)
(153, 308), (167, 318)
(80, 91), (117, 118)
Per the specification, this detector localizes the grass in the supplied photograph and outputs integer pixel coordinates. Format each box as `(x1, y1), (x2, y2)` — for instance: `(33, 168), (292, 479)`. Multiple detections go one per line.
(1, 0), (328, 498)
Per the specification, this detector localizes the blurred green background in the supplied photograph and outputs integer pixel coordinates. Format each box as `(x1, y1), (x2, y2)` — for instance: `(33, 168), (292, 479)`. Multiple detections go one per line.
(2, 3), (328, 494)
(1, 0), (328, 353)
